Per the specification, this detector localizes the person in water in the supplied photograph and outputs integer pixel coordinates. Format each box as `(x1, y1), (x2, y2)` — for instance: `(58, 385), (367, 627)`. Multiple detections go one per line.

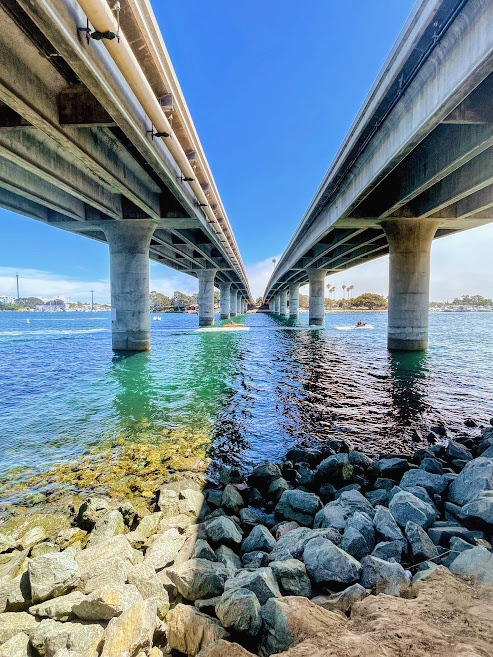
(356, 320), (365, 327)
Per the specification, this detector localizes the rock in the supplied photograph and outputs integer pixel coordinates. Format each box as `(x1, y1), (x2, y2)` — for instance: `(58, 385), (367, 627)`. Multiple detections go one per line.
(224, 567), (281, 605)
(248, 462), (282, 492)
(85, 510), (125, 549)
(27, 617), (104, 656)
(0, 631), (31, 657)
(348, 451), (372, 469)
(360, 556), (409, 595)
(274, 521), (299, 540)
(215, 545), (242, 576)
(166, 559), (228, 601)
(312, 583), (368, 613)
(446, 441), (473, 462)
(72, 582), (143, 620)
(215, 588), (261, 636)
(31, 543), (60, 558)
(316, 453), (353, 485)
(459, 491), (493, 531)
(270, 559), (311, 597)
(195, 596), (222, 616)
(28, 548), (80, 603)
(376, 458), (410, 480)
(239, 508), (263, 528)
(389, 490), (438, 530)
(221, 485), (243, 515)
(241, 525), (276, 553)
(144, 528), (187, 570)
(129, 513), (162, 543)
(79, 556), (130, 594)
(314, 500), (348, 532)
(193, 539), (217, 561)
(242, 551), (268, 568)
(303, 537), (361, 586)
(400, 470), (447, 496)
(206, 517), (242, 546)
(428, 525), (476, 547)
(275, 490), (321, 526)
(449, 546), (493, 584)
(0, 532), (17, 554)
(420, 458), (444, 475)
(179, 489), (205, 518)
(405, 522), (438, 562)
(285, 448), (321, 465)
(219, 467), (244, 486)
(0, 572), (31, 613)
(365, 489), (390, 506)
(75, 497), (111, 531)
(167, 604), (229, 656)
(100, 599), (158, 657)
(371, 540), (402, 563)
(340, 528), (370, 561)
(267, 478), (291, 503)
(157, 488), (180, 516)
(268, 527), (340, 562)
(0, 612), (39, 644)
(373, 505), (406, 549)
(195, 640), (254, 657)
(118, 501), (140, 529)
(76, 535), (142, 574)
(337, 489), (375, 518)
(29, 591), (85, 621)
(345, 512), (375, 551)
(127, 562), (169, 619)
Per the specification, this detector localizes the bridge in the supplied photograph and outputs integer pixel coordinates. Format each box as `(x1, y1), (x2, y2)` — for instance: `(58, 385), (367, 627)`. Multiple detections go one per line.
(0, 0), (252, 350)
(264, 0), (493, 350)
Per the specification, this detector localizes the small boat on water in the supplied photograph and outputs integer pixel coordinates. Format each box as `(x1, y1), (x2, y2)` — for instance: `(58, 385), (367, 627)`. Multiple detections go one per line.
(152, 316), (162, 321)
(26, 319), (30, 324)
(224, 322), (244, 327)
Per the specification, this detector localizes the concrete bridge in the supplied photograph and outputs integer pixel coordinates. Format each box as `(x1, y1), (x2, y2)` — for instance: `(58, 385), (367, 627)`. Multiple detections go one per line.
(0, 0), (252, 350)
(264, 0), (493, 350)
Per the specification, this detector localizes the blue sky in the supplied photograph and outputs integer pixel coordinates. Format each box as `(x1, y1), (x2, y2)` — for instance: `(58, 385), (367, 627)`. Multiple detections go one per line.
(1, 0), (492, 302)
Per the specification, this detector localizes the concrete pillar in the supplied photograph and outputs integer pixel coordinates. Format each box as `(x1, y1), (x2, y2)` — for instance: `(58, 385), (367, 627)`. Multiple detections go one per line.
(273, 295), (278, 314)
(237, 292), (242, 314)
(307, 269), (327, 325)
(220, 282), (231, 319)
(289, 283), (300, 318)
(102, 220), (157, 351)
(230, 288), (237, 316)
(197, 269), (217, 326)
(279, 289), (288, 316)
(382, 218), (440, 351)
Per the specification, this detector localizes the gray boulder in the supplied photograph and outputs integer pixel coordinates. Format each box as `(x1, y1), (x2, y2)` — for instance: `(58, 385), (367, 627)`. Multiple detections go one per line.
(459, 491), (493, 530)
(215, 588), (261, 636)
(206, 517), (243, 546)
(72, 583), (142, 620)
(389, 490), (438, 529)
(268, 478), (291, 503)
(303, 537), (361, 586)
(373, 506), (406, 549)
(223, 567), (281, 605)
(192, 539), (217, 562)
(371, 541), (402, 563)
(268, 527), (340, 562)
(144, 528), (186, 570)
(376, 458), (410, 480)
(345, 512), (376, 551)
(360, 556), (409, 595)
(241, 525), (276, 553)
(405, 521), (438, 562)
(312, 583), (368, 613)
(215, 545), (242, 576)
(221, 485), (244, 515)
(400, 470), (447, 496)
(316, 453), (353, 485)
(242, 551), (268, 568)
(28, 548), (80, 603)
(248, 462), (282, 492)
(270, 559), (312, 597)
(337, 490), (375, 518)
(449, 546), (493, 584)
(314, 501), (348, 532)
(166, 559), (228, 601)
(275, 490), (322, 526)
(340, 528), (370, 561)
(446, 441), (472, 462)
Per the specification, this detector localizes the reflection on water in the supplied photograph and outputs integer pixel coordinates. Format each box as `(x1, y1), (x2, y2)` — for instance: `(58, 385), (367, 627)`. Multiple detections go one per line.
(0, 310), (492, 488)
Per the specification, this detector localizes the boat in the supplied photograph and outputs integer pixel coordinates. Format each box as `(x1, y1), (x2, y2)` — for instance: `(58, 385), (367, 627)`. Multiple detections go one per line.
(26, 319), (30, 324)
(152, 316), (162, 321)
(223, 322), (244, 327)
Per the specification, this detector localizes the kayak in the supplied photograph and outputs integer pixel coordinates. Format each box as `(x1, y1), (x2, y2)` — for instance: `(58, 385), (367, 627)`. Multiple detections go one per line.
(224, 322), (244, 327)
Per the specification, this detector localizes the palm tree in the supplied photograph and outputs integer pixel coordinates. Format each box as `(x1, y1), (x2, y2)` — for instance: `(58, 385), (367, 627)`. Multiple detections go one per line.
(348, 285), (354, 303)
(342, 285), (346, 302)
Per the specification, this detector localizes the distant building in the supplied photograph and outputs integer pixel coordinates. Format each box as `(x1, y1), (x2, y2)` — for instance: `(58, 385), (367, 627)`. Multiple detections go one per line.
(0, 296), (16, 304)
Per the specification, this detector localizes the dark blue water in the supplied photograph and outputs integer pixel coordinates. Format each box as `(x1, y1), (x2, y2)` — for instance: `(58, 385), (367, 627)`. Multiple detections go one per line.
(0, 310), (492, 494)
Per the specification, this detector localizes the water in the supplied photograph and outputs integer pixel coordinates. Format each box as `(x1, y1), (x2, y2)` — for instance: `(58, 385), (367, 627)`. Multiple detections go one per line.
(0, 310), (492, 499)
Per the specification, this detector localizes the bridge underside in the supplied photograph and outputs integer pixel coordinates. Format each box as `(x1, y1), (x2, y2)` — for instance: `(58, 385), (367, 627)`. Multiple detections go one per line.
(0, 0), (251, 348)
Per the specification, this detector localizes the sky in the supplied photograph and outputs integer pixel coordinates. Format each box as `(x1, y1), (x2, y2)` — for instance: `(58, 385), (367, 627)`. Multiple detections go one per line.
(1, 0), (492, 303)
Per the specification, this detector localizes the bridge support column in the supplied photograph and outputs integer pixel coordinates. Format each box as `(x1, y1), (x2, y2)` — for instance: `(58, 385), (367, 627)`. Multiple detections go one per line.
(279, 289), (288, 316)
(382, 218), (440, 351)
(289, 283), (300, 318)
(230, 288), (237, 316)
(220, 282), (231, 319)
(273, 295), (278, 314)
(102, 220), (157, 351)
(197, 269), (217, 326)
(307, 269), (327, 325)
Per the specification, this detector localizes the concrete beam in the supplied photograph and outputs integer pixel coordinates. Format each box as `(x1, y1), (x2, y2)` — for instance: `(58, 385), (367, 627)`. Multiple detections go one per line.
(58, 85), (116, 126)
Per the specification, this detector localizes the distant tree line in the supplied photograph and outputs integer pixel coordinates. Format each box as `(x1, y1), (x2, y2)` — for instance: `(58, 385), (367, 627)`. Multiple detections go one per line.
(150, 290), (220, 312)
(430, 294), (492, 308)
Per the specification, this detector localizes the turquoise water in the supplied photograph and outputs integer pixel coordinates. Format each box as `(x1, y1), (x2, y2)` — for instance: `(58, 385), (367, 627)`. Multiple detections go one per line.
(0, 310), (492, 490)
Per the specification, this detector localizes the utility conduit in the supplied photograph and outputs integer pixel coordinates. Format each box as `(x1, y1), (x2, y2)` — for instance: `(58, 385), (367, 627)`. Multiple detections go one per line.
(77, 0), (242, 275)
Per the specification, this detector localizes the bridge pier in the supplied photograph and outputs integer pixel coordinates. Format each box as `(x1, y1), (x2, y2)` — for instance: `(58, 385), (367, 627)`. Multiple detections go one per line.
(220, 282), (231, 319)
(230, 288), (237, 316)
(289, 283), (300, 318)
(279, 289), (288, 316)
(273, 295), (279, 314)
(307, 269), (327, 325)
(382, 219), (440, 351)
(102, 220), (157, 351)
(197, 269), (217, 326)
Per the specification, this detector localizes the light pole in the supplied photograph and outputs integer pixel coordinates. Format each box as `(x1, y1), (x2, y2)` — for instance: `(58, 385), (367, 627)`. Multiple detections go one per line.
(90, 290), (95, 311)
